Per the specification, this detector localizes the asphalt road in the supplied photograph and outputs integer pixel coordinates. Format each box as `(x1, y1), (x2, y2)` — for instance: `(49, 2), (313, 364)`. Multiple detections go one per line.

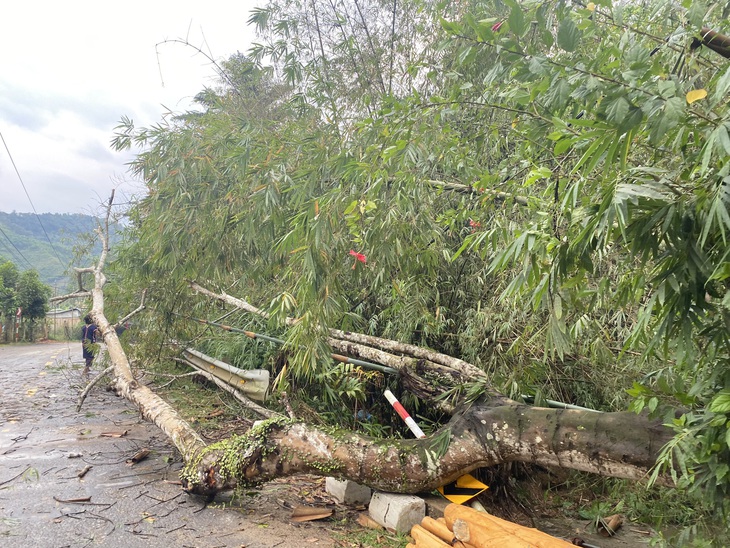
(0, 341), (335, 547)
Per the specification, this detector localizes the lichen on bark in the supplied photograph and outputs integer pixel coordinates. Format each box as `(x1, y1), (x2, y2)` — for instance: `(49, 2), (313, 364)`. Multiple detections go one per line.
(181, 416), (292, 495)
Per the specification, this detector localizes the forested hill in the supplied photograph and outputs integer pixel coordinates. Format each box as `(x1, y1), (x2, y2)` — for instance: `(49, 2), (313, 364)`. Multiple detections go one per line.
(0, 212), (109, 290)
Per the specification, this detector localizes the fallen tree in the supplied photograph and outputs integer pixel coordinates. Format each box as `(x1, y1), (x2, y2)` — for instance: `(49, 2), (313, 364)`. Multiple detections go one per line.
(180, 281), (674, 496)
(180, 397), (672, 497)
(55, 195), (675, 500)
(52, 194), (207, 461)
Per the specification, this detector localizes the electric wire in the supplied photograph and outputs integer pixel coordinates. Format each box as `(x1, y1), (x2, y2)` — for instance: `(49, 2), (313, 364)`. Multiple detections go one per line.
(0, 131), (67, 271)
(0, 223), (34, 270)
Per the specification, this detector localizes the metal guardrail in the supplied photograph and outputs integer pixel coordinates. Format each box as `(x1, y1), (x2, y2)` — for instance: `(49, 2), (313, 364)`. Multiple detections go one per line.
(182, 348), (269, 402)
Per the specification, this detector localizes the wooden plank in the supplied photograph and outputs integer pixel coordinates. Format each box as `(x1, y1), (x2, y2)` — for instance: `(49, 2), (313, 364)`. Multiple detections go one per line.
(444, 504), (574, 548)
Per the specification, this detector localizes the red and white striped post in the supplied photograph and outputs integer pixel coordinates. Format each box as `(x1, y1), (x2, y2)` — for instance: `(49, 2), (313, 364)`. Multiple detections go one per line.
(384, 389), (426, 439)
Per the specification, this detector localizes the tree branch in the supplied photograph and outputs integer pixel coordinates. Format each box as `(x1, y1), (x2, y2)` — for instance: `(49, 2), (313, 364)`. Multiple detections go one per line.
(74, 193), (208, 462)
(114, 289), (147, 330)
(76, 366), (114, 411)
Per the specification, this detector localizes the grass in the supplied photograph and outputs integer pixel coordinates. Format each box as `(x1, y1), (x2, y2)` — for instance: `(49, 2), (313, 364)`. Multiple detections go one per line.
(148, 360), (258, 438)
(332, 527), (409, 547)
(536, 473), (730, 547)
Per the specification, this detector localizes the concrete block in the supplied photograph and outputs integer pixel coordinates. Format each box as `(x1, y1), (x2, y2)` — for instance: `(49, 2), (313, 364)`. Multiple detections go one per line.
(325, 477), (372, 505)
(368, 492), (425, 533)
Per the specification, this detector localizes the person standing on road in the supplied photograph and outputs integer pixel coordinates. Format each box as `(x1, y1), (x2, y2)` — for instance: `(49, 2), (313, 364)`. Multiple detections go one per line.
(81, 315), (98, 377)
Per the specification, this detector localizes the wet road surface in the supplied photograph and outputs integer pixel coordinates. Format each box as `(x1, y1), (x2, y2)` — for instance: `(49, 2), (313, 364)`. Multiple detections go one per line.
(0, 342), (335, 547)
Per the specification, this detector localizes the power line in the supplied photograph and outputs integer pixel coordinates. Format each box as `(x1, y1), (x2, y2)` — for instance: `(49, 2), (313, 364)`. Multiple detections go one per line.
(0, 131), (67, 270)
(0, 223), (34, 270)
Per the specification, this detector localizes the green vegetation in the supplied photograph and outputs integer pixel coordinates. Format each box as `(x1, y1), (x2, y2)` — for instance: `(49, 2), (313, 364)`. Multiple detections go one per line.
(0, 259), (51, 341)
(0, 212), (104, 288)
(104, 0), (730, 543)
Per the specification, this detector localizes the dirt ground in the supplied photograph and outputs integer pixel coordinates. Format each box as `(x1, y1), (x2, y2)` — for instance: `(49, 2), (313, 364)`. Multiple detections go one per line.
(0, 341), (657, 547)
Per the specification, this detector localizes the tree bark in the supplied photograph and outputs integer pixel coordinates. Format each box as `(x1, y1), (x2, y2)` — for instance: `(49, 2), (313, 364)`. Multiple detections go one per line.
(181, 399), (672, 497)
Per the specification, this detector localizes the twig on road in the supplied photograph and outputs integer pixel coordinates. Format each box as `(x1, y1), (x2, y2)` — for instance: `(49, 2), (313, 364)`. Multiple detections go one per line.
(77, 465), (93, 479)
(0, 466), (32, 487)
(11, 427), (36, 443)
(76, 366), (114, 411)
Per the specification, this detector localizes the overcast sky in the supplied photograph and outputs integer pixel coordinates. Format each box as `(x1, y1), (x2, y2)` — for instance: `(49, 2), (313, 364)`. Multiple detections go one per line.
(0, 0), (262, 215)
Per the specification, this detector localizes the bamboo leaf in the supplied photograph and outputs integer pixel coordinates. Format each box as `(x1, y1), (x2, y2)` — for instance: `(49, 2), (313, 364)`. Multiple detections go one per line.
(615, 182), (672, 202)
(716, 124), (730, 156)
(712, 66), (730, 105)
(554, 136), (577, 155)
(572, 131), (610, 173)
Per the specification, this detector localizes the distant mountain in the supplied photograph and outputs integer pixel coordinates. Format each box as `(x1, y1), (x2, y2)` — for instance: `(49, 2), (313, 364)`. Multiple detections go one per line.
(0, 212), (117, 291)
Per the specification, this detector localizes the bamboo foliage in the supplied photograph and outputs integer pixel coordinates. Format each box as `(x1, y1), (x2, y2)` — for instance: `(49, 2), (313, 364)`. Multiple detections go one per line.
(108, 0), (730, 512)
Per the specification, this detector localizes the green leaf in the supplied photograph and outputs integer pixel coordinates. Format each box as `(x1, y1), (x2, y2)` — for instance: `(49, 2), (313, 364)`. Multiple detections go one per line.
(508, 3), (527, 36)
(625, 44), (650, 70)
(656, 79), (677, 99)
(716, 124), (730, 156)
(648, 97), (684, 144)
(617, 106), (643, 135)
(343, 200), (358, 216)
(554, 136), (577, 155)
(712, 66), (730, 106)
(545, 78), (571, 110)
(440, 18), (461, 34)
(627, 381), (649, 398)
(709, 390), (730, 413)
(528, 56), (548, 76)
(473, 20), (497, 42)
(572, 131), (611, 174)
(605, 96), (629, 125)
(664, 96), (685, 123)
(553, 294), (563, 319)
(457, 46), (476, 65)
(700, 129), (718, 174)
(615, 182), (672, 202)
(557, 18), (581, 52)
(686, 0), (707, 28)
(717, 463), (729, 482)
(524, 166), (552, 186)
(648, 397), (659, 413)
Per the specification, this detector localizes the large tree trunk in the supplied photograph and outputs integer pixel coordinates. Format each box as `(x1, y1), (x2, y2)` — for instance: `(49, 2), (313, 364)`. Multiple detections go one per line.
(181, 398), (672, 497)
(179, 281), (675, 497)
(55, 202), (675, 502)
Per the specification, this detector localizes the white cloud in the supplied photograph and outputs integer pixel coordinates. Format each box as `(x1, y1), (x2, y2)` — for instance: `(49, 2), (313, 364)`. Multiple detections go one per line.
(0, 0), (261, 214)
